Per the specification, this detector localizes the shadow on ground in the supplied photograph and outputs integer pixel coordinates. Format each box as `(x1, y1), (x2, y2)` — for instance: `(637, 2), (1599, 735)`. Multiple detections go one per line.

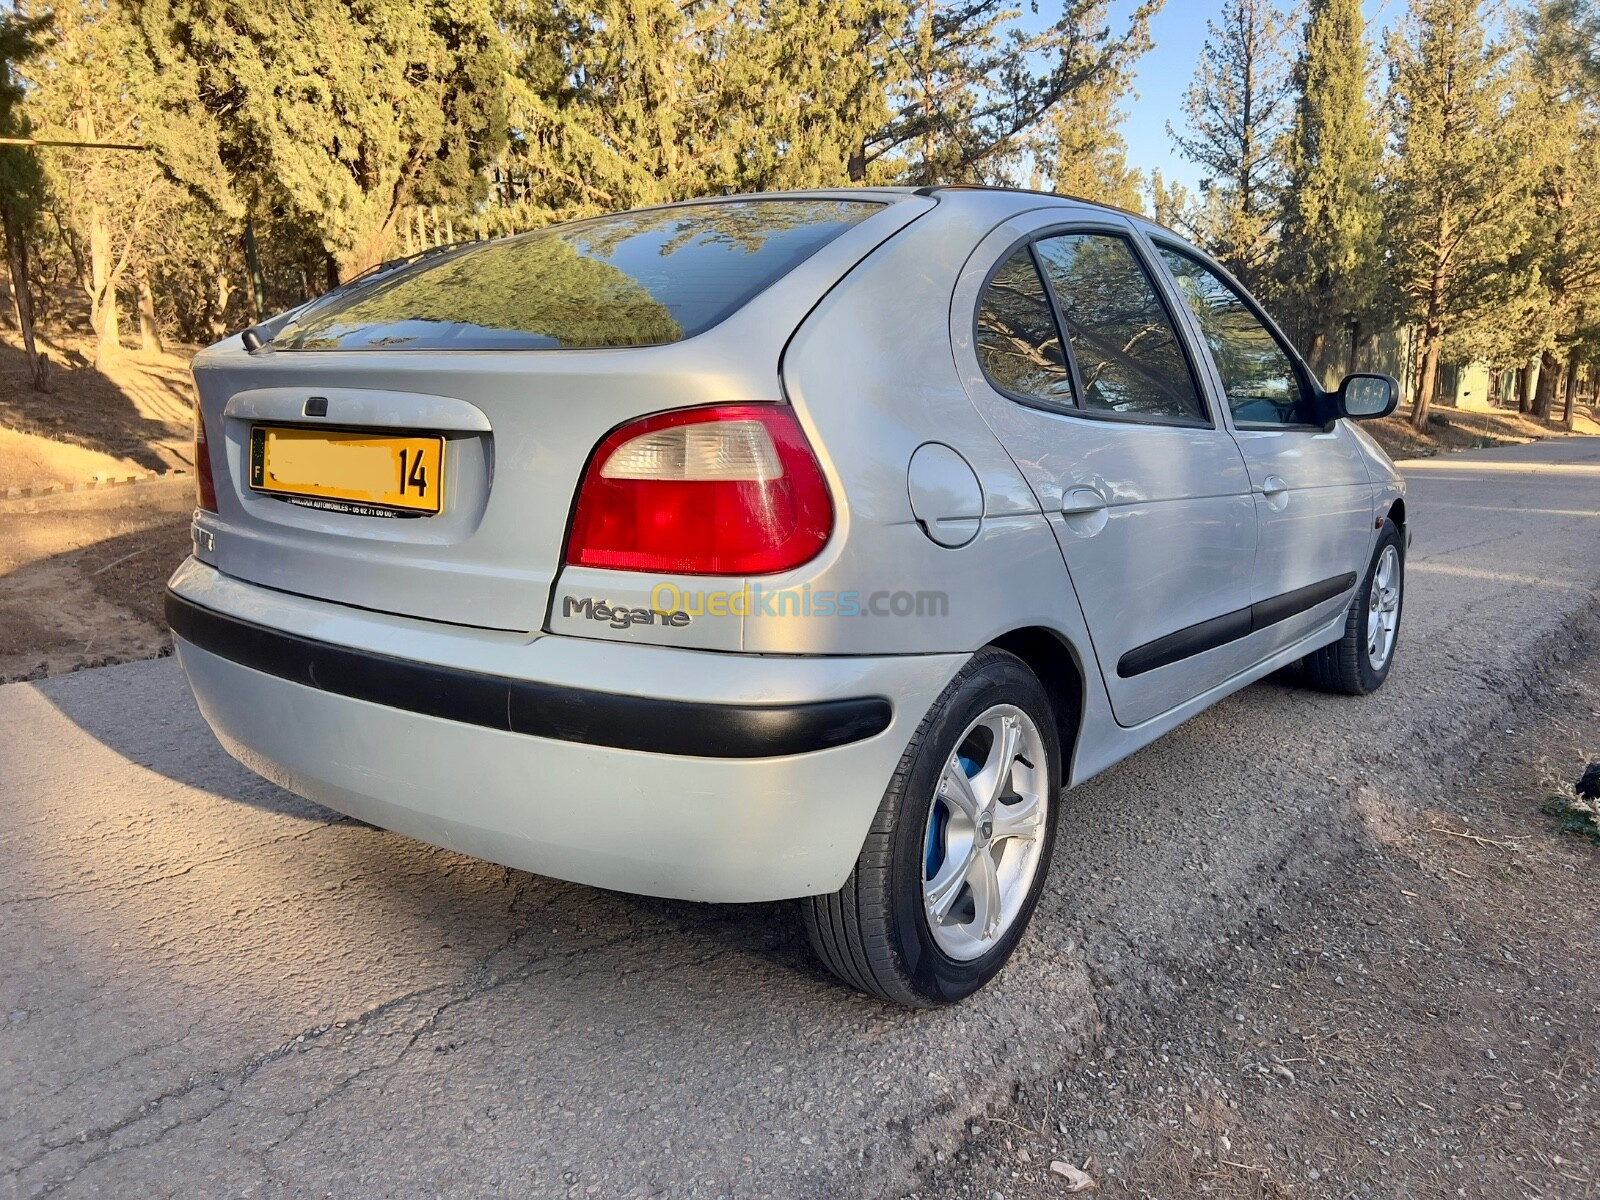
(0, 336), (194, 473)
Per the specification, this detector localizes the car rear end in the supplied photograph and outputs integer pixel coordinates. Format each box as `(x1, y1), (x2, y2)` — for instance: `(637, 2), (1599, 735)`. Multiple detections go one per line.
(169, 192), (971, 902)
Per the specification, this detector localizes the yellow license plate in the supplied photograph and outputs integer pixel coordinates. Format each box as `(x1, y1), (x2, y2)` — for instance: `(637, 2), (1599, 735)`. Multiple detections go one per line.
(249, 426), (444, 515)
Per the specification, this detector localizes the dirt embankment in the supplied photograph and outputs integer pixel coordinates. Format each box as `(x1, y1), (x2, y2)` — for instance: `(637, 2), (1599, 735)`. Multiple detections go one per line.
(0, 331), (197, 492)
(926, 638), (1600, 1200)
(0, 483), (193, 682)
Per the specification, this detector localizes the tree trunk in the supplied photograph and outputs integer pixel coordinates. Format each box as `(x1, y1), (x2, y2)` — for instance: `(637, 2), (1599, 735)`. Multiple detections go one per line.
(211, 268), (233, 341)
(1347, 319), (1362, 376)
(76, 110), (120, 365)
(87, 203), (120, 365)
(1534, 349), (1559, 420)
(135, 271), (162, 354)
(1410, 328), (1442, 432)
(848, 143), (867, 183)
(1518, 363), (1536, 413)
(2, 205), (47, 391)
(243, 218), (267, 322)
(1561, 362), (1576, 429)
(1306, 329), (1328, 381)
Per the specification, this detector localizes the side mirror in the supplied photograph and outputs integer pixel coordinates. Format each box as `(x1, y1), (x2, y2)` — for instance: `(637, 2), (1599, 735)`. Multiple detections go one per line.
(1335, 373), (1399, 421)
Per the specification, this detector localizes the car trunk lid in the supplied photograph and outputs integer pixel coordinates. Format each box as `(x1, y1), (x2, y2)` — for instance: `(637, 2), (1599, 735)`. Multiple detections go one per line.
(189, 193), (930, 632)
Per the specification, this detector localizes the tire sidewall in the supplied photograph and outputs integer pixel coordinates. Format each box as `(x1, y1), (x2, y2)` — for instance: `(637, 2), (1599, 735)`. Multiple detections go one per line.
(1355, 521), (1405, 690)
(887, 654), (1062, 1004)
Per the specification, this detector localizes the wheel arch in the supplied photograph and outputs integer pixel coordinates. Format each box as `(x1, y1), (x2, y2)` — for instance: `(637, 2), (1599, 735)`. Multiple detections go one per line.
(984, 626), (1087, 781)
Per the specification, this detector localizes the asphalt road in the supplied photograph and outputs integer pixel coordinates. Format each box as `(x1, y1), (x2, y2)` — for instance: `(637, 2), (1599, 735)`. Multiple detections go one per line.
(2, 438), (1597, 1199)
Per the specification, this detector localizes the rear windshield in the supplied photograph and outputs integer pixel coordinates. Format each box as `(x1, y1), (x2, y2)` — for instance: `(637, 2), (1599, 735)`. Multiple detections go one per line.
(272, 198), (885, 351)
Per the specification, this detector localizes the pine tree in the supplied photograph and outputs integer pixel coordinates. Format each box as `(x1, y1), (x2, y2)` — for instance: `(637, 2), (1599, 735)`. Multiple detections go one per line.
(1276, 0), (1383, 379)
(1032, 0), (1162, 210)
(0, 9), (51, 388)
(1384, 0), (1538, 432)
(1145, 169), (1195, 233)
(131, 0), (511, 282)
(867, 0), (1166, 186)
(1519, 0), (1600, 423)
(1169, 0), (1293, 293)
(707, 0), (906, 193)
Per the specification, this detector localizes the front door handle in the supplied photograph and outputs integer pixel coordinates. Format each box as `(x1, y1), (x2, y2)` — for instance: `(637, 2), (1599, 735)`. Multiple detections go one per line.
(1061, 487), (1108, 516)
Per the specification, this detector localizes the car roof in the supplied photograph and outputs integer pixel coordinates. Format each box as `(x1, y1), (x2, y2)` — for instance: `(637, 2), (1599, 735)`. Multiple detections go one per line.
(647, 184), (1191, 250)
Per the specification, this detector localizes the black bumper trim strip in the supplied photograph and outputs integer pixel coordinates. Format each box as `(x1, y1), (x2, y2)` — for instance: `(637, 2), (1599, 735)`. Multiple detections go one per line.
(1117, 570), (1359, 679)
(165, 591), (893, 759)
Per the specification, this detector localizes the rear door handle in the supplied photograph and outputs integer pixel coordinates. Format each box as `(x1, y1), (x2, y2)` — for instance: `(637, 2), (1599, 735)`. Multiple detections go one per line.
(1061, 487), (1108, 515)
(1256, 475), (1289, 511)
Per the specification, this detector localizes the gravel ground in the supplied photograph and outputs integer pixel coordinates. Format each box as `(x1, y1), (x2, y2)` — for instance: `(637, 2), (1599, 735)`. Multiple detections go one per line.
(919, 634), (1600, 1200)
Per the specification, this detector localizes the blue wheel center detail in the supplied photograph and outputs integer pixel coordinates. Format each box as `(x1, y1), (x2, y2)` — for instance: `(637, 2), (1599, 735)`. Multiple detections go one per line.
(926, 752), (982, 877)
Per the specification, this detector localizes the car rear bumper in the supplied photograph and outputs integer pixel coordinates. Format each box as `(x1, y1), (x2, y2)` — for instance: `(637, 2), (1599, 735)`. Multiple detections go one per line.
(167, 558), (964, 902)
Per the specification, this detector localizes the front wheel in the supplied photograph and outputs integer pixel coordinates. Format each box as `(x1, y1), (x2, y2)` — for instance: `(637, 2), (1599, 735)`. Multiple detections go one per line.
(802, 649), (1061, 1006)
(1304, 518), (1404, 695)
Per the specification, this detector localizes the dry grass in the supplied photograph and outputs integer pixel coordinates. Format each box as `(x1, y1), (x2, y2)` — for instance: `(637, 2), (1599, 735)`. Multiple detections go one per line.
(1365, 402), (1600, 462)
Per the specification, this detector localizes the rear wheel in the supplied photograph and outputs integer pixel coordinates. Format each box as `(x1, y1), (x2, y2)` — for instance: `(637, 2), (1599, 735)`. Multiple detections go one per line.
(1304, 519), (1404, 695)
(802, 649), (1060, 1006)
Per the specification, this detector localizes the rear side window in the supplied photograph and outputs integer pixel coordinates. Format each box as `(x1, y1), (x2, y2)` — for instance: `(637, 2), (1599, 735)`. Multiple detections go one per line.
(1032, 233), (1208, 424)
(273, 199), (884, 351)
(975, 248), (1076, 409)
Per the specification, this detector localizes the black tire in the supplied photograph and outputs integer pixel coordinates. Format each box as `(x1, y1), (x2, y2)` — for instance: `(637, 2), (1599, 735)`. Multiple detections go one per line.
(1304, 519), (1404, 695)
(802, 648), (1062, 1006)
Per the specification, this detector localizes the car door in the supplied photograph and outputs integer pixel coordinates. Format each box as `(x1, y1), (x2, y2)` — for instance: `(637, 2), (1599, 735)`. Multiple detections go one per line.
(1148, 238), (1374, 656)
(954, 212), (1259, 729)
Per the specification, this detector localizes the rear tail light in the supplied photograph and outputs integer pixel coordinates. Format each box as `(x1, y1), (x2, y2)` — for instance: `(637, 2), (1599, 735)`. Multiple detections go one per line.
(566, 404), (833, 575)
(194, 401), (218, 512)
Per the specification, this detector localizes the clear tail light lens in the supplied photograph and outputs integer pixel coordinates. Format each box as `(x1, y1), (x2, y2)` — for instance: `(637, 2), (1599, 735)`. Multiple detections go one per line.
(565, 404), (833, 575)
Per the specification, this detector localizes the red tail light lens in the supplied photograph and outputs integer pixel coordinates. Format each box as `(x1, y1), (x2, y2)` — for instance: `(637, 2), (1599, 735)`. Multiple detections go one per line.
(566, 404), (833, 575)
(194, 402), (218, 513)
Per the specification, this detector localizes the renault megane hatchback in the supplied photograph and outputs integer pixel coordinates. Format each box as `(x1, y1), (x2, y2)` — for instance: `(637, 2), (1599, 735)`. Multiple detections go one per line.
(168, 187), (1407, 1006)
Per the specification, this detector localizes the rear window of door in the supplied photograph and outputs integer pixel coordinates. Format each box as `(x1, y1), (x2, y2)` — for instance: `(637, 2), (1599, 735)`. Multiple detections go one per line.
(1154, 244), (1316, 426)
(1031, 233), (1209, 425)
(272, 198), (884, 351)
(974, 247), (1077, 409)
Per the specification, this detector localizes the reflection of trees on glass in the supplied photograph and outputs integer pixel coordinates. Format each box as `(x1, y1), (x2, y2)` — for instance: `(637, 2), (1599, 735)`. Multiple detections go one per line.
(277, 199), (881, 350)
(1155, 246), (1309, 425)
(976, 250), (1075, 408)
(1033, 234), (1207, 423)
(575, 199), (878, 259)
(287, 236), (683, 348)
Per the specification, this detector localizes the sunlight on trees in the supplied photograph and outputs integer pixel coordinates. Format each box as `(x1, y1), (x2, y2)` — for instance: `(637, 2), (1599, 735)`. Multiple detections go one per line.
(0, 0), (1593, 423)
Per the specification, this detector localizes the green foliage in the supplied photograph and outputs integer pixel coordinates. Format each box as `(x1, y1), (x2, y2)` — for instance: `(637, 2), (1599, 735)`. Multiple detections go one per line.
(0, 10), (51, 213)
(1513, 1), (1600, 368)
(1383, 0), (1540, 424)
(1145, 169), (1196, 235)
(1169, 0), (1294, 293)
(1542, 791), (1600, 844)
(1275, 0), (1383, 376)
(129, 0), (511, 280)
(284, 234), (683, 349)
(1032, 0), (1163, 210)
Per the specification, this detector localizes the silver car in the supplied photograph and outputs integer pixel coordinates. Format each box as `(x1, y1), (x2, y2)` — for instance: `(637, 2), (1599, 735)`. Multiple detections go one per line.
(169, 187), (1407, 1006)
